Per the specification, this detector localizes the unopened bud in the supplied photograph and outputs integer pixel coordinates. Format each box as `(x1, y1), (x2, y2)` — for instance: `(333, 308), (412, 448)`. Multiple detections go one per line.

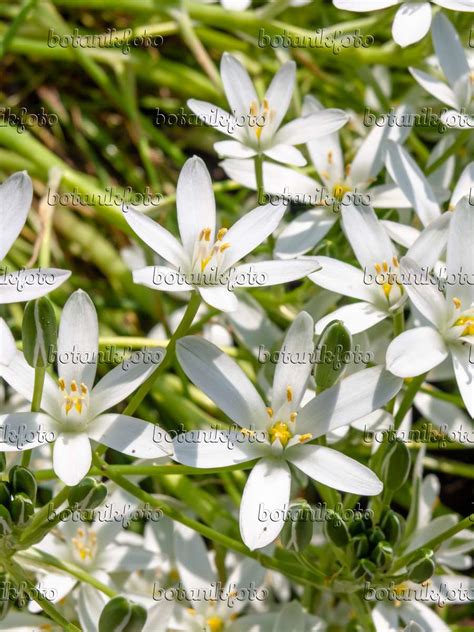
(98, 596), (147, 632)
(382, 439), (411, 492)
(280, 502), (313, 552)
(9, 466), (37, 503)
(10, 493), (34, 526)
(324, 511), (350, 547)
(407, 548), (435, 583)
(314, 320), (352, 392)
(22, 297), (57, 368)
(68, 477), (107, 512)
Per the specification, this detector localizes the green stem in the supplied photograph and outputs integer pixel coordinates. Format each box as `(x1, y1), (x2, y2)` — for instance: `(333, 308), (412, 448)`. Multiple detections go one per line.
(122, 292), (202, 416)
(425, 130), (471, 176)
(394, 374), (427, 429)
(22, 366), (46, 467)
(20, 486), (70, 546)
(0, 0), (38, 58)
(254, 153), (265, 205)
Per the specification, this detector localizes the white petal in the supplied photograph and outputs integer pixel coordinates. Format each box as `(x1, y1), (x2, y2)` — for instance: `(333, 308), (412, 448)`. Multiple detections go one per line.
(341, 201), (395, 270)
(214, 140), (256, 158)
(172, 430), (262, 468)
(399, 601), (450, 632)
(220, 53), (257, 119)
(450, 162), (474, 209)
(29, 573), (76, 612)
(57, 290), (98, 391)
(174, 523), (215, 593)
(372, 604), (399, 632)
(226, 293), (281, 356)
(88, 414), (173, 458)
(222, 202), (286, 269)
(275, 110), (348, 146)
(435, 0), (474, 8)
(386, 327), (448, 377)
(187, 99), (244, 140)
(381, 220), (420, 248)
(133, 265), (193, 292)
(233, 259), (320, 287)
(409, 68), (459, 109)
(53, 432), (91, 485)
(309, 256), (377, 302)
(176, 336), (268, 428)
(198, 285), (239, 312)
(263, 144), (307, 167)
(414, 390), (471, 434)
(392, 3), (431, 48)
(77, 585), (106, 632)
(385, 141), (440, 226)
(297, 366), (402, 437)
(446, 196), (474, 306)
(406, 213), (451, 268)
(370, 183), (411, 209)
(406, 515), (457, 552)
(272, 312), (314, 413)
(90, 348), (165, 417)
(350, 122), (390, 186)
(0, 268), (71, 305)
(432, 13), (471, 106)
(315, 302), (388, 335)
(263, 61), (296, 135)
(450, 344), (474, 418)
(274, 603), (306, 632)
(122, 206), (187, 268)
(240, 458), (291, 550)
(399, 257), (448, 327)
(221, 0), (252, 9)
(0, 413), (58, 451)
(176, 156), (216, 256)
(334, 0), (400, 8)
(287, 444), (383, 495)
(0, 171), (33, 260)
(275, 210), (337, 259)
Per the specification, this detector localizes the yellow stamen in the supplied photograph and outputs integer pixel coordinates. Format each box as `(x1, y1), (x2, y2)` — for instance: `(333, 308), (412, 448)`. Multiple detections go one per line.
(240, 427), (256, 437)
(70, 380), (78, 392)
(58, 378), (65, 391)
(263, 98), (270, 111)
(269, 421), (292, 447)
(286, 386), (293, 402)
(453, 297), (461, 309)
(382, 261), (388, 272)
(374, 263), (382, 274)
(392, 256), (399, 267)
(299, 433), (312, 443)
(65, 399), (73, 414)
(81, 383), (88, 395)
(217, 227), (228, 241)
(219, 242), (231, 252)
(290, 412), (297, 423)
(203, 228), (211, 241)
(327, 151), (333, 165)
(249, 101), (258, 117)
(332, 182), (352, 202)
(382, 283), (393, 298)
(206, 616), (225, 632)
(266, 407), (273, 418)
(454, 316), (474, 336)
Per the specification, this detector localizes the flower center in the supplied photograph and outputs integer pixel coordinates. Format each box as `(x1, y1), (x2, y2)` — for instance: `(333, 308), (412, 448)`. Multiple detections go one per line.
(332, 182), (352, 202)
(206, 616), (225, 632)
(58, 379), (89, 417)
(71, 526), (97, 563)
(193, 227), (230, 274)
(249, 99), (275, 140)
(269, 421), (293, 447)
(452, 297), (474, 336)
(374, 257), (401, 301)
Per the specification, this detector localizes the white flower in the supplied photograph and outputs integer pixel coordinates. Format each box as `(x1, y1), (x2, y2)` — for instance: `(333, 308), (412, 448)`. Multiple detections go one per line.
(122, 156), (319, 313)
(386, 197), (473, 416)
(309, 198), (451, 335)
(0, 172), (70, 304)
(333, 1), (474, 48)
(0, 290), (172, 486)
(173, 312), (401, 550)
(372, 596), (451, 632)
(188, 54), (348, 166)
(409, 14), (473, 127)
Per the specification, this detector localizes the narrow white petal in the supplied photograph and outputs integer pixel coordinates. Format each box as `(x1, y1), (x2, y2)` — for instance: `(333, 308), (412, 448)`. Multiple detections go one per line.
(172, 430), (262, 468)
(450, 344), (474, 418)
(450, 162), (474, 209)
(263, 144), (307, 167)
(309, 256), (378, 302)
(287, 445), (383, 495)
(275, 209), (337, 259)
(275, 110), (348, 146)
(133, 265), (193, 292)
(214, 140), (256, 158)
(445, 197), (474, 306)
(382, 220), (420, 248)
(370, 183), (411, 209)
(264, 61), (296, 134)
(240, 458), (291, 550)
(174, 523), (215, 593)
(88, 414), (173, 458)
(315, 302), (388, 335)
(53, 432), (91, 485)
(0, 171), (33, 260)
(334, 0), (400, 10)
(399, 257), (448, 327)
(176, 336), (268, 428)
(0, 268), (71, 305)
(350, 121), (390, 186)
(122, 206), (187, 268)
(297, 366), (402, 436)
(392, 3), (431, 48)
(198, 285), (239, 312)
(406, 213), (451, 268)
(409, 68), (459, 109)
(220, 53), (258, 119)
(233, 259), (320, 287)
(435, 0), (474, 8)
(176, 156), (216, 256)
(0, 413), (58, 451)
(399, 600), (451, 632)
(187, 99), (244, 140)
(432, 13), (471, 106)
(386, 327), (448, 377)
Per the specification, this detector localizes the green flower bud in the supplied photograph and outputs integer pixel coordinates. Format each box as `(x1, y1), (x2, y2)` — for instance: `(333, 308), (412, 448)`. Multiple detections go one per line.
(68, 477), (107, 512)
(314, 320), (352, 392)
(22, 297), (57, 368)
(9, 466), (37, 503)
(0, 482), (10, 508)
(324, 511), (350, 547)
(368, 527), (385, 549)
(350, 533), (369, 559)
(370, 541), (393, 570)
(407, 549), (435, 583)
(280, 503), (313, 552)
(0, 454), (5, 473)
(10, 493), (35, 526)
(99, 596), (147, 632)
(382, 439), (411, 492)
(349, 517), (366, 537)
(380, 510), (404, 547)
(0, 594), (10, 621)
(0, 505), (12, 536)
(353, 558), (377, 580)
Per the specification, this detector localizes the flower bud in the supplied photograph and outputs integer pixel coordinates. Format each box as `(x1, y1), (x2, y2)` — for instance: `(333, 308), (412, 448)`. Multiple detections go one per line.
(324, 511), (350, 547)
(68, 477), (107, 512)
(0, 590), (10, 621)
(314, 320), (352, 392)
(370, 541), (393, 570)
(382, 439), (411, 492)
(368, 526), (385, 548)
(380, 509), (403, 547)
(9, 466), (37, 503)
(22, 297), (57, 368)
(0, 505), (12, 536)
(0, 482), (10, 508)
(280, 502), (313, 552)
(0, 454), (5, 473)
(350, 533), (369, 559)
(353, 558), (377, 580)
(99, 596), (147, 632)
(10, 493), (35, 526)
(349, 517), (366, 537)
(407, 548), (435, 583)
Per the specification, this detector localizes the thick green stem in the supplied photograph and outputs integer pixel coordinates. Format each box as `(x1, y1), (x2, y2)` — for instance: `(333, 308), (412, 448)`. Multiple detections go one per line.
(394, 374), (427, 429)
(21, 366), (46, 467)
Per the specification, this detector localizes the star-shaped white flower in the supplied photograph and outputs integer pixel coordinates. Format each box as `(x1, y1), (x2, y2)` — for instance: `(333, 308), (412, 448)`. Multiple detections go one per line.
(122, 156), (319, 312)
(333, 1), (473, 48)
(173, 312), (401, 550)
(0, 172), (70, 304)
(386, 197), (473, 416)
(188, 54), (349, 166)
(0, 290), (172, 485)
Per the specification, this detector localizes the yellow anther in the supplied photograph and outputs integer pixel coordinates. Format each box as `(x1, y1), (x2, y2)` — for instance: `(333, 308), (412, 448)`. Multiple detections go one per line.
(269, 421), (292, 447)
(453, 297), (461, 309)
(240, 427), (256, 437)
(263, 98), (270, 111)
(382, 261), (388, 272)
(216, 228), (228, 241)
(286, 386), (293, 402)
(392, 256), (399, 267)
(321, 170), (330, 180)
(65, 399), (73, 414)
(345, 164), (351, 176)
(454, 316), (474, 336)
(203, 228), (212, 241)
(299, 433), (313, 443)
(327, 151), (333, 165)
(332, 182), (352, 202)
(219, 242), (231, 252)
(75, 398), (83, 414)
(374, 263), (382, 273)
(70, 380), (78, 392)
(200, 256), (212, 272)
(266, 407), (273, 417)
(290, 412), (297, 423)
(80, 383), (88, 395)
(58, 378), (65, 391)
(206, 616), (225, 632)
(71, 527), (97, 562)
(187, 608), (196, 615)
(249, 101), (258, 117)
